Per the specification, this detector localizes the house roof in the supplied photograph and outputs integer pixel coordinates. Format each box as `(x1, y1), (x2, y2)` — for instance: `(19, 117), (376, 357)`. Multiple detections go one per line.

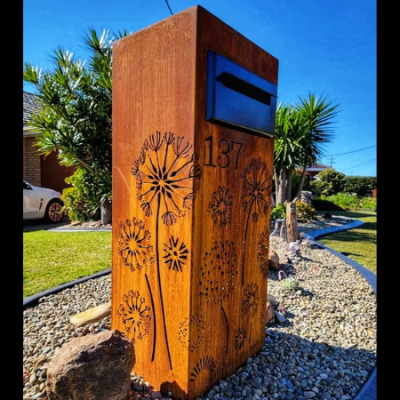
(23, 91), (41, 128)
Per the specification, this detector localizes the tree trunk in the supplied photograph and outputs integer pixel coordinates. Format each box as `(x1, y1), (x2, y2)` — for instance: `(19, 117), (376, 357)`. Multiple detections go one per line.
(295, 157), (308, 199)
(286, 170), (293, 202)
(276, 169), (287, 204)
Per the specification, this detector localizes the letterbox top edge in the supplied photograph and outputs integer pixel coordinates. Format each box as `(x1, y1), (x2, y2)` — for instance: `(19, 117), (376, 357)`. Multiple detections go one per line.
(113, 4), (279, 66)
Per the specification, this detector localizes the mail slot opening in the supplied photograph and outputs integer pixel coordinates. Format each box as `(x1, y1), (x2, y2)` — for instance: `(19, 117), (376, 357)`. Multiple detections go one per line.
(216, 72), (272, 106)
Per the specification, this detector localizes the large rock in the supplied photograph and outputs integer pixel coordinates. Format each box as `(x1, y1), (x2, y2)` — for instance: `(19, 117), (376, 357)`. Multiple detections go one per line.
(46, 329), (135, 400)
(266, 302), (275, 324)
(268, 249), (280, 269)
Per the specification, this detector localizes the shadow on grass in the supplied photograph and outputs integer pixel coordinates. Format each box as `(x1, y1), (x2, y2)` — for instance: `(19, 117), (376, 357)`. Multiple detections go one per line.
(322, 229), (376, 246)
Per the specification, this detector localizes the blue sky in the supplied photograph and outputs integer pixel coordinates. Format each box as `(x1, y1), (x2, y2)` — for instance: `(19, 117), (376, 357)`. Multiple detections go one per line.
(23, 0), (377, 177)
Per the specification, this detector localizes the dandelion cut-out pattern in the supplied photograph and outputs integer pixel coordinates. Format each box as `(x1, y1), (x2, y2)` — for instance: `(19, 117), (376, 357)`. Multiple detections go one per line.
(200, 241), (238, 304)
(163, 236), (188, 272)
(240, 157), (272, 222)
(234, 328), (247, 350)
(178, 314), (205, 352)
(207, 186), (233, 226)
(131, 131), (200, 370)
(257, 226), (270, 279)
(117, 218), (154, 271)
(131, 131), (201, 225)
(242, 283), (259, 316)
(189, 356), (217, 381)
(240, 157), (273, 284)
(118, 290), (151, 344)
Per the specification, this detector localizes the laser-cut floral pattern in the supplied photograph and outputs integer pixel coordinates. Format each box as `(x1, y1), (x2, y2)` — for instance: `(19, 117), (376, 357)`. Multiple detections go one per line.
(118, 290), (151, 344)
(117, 218), (154, 271)
(207, 186), (233, 226)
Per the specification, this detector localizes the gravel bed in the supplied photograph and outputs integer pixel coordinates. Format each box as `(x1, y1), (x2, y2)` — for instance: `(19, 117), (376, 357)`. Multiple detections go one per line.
(23, 216), (376, 400)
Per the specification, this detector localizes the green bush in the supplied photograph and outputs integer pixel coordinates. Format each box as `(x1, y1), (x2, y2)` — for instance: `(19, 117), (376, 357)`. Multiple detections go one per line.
(296, 201), (317, 221)
(271, 203), (286, 220)
(359, 196), (377, 210)
(62, 168), (102, 221)
(311, 169), (345, 196)
(323, 193), (360, 210)
(343, 176), (376, 197)
(311, 199), (344, 211)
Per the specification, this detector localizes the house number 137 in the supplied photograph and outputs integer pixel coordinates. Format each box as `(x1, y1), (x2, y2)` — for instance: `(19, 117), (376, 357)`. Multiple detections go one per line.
(204, 136), (243, 169)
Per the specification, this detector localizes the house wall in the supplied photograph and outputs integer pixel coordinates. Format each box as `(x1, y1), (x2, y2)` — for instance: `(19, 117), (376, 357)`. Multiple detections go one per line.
(23, 136), (41, 186)
(40, 152), (75, 193)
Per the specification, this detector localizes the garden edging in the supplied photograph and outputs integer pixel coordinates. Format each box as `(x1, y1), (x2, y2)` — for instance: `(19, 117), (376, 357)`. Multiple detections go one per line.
(23, 268), (111, 310)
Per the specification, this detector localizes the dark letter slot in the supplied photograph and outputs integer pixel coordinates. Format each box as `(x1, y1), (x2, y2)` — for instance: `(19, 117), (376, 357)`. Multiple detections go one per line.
(216, 72), (271, 105)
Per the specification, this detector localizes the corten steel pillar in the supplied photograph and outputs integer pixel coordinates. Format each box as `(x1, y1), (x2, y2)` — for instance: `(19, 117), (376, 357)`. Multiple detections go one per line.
(112, 6), (278, 400)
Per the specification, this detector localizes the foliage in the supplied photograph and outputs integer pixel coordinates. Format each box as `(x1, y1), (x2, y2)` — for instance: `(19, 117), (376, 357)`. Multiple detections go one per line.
(343, 176), (377, 197)
(320, 210), (376, 272)
(311, 169), (345, 196)
(23, 231), (111, 298)
(282, 276), (302, 291)
(62, 168), (102, 221)
(23, 29), (125, 218)
(323, 193), (360, 210)
(316, 193), (377, 210)
(296, 201), (317, 221)
(271, 203), (287, 220)
(294, 94), (339, 198)
(273, 94), (339, 204)
(311, 198), (344, 211)
(359, 196), (377, 210)
(273, 104), (305, 203)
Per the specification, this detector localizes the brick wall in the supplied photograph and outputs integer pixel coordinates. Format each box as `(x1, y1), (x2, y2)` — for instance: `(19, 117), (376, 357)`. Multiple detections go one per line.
(23, 136), (41, 186)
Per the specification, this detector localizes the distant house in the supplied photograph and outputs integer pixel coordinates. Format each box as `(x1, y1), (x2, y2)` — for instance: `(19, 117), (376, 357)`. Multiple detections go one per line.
(300, 162), (334, 178)
(23, 91), (75, 192)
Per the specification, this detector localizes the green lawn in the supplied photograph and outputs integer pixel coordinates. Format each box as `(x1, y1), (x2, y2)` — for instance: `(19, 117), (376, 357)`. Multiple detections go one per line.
(23, 231), (112, 298)
(319, 210), (376, 273)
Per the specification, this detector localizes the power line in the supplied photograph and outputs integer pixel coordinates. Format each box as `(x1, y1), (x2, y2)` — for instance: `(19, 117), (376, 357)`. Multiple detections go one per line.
(164, 0), (173, 15)
(341, 158), (377, 172)
(327, 145), (376, 157)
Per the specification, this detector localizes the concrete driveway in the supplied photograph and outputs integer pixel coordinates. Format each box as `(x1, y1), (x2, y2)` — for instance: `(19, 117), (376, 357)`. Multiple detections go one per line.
(23, 215), (70, 232)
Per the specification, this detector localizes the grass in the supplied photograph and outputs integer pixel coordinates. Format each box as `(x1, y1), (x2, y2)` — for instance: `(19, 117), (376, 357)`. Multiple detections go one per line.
(23, 231), (111, 298)
(319, 210), (376, 273)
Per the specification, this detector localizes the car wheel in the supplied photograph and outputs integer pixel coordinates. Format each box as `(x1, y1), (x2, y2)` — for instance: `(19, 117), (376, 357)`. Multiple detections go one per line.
(45, 200), (64, 223)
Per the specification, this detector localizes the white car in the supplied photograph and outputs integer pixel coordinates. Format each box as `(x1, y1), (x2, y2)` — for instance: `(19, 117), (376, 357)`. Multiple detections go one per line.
(23, 180), (64, 223)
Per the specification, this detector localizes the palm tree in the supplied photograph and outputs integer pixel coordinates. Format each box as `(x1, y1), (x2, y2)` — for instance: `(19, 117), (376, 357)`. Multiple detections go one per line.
(273, 104), (306, 203)
(294, 94), (339, 199)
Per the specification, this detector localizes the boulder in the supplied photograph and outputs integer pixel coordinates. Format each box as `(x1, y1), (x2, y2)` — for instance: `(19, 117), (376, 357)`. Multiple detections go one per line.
(268, 249), (280, 269)
(266, 302), (275, 324)
(46, 329), (135, 400)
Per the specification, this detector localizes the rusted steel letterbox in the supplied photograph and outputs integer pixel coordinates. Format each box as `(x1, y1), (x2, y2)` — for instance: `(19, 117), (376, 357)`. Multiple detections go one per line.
(112, 6), (278, 399)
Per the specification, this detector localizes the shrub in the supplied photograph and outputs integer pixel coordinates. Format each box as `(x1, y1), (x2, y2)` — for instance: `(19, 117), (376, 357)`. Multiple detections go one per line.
(271, 203), (286, 220)
(343, 176), (376, 197)
(311, 169), (345, 196)
(296, 201), (317, 221)
(323, 193), (360, 210)
(359, 196), (377, 210)
(62, 168), (102, 221)
(311, 199), (344, 211)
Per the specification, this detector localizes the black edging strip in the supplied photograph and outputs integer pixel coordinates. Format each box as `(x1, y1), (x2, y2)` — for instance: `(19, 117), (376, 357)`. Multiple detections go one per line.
(23, 268), (111, 310)
(303, 219), (377, 400)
